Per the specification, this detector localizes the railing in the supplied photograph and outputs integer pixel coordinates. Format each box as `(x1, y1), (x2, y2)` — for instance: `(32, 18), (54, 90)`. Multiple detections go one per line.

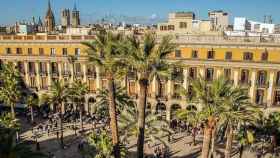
(87, 71), (96, 78)
(62, 71), (71, 77)
(28, 71), (36, 76)
(156, 95), (168, 101)
(255, 81), (269, 88)
(238, 80), (251, 87)
(1, 34), (280, 44)
(0, 35), (95, 41)
(51, 71), (59, 77)
(172, 94), (182, 100)
(75, 72), (83, 77)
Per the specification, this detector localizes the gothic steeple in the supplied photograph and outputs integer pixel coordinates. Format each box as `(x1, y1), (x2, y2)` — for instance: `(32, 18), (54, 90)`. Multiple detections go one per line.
(73, 1), (77, 11)
(45, 0), (55, 33)
(71, 1), (80, 27)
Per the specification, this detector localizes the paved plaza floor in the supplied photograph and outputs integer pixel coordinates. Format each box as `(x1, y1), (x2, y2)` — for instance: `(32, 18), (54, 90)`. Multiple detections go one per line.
(19, 118), (274, 158)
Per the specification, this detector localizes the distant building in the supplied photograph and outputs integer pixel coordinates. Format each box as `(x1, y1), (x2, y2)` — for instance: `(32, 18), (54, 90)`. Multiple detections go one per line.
(18, 24), (34, 35)
(234, 17), (251, 31)
(249, 20), (274, 34)
(61, 9), (71, 28)
(234, 17), (275, 34)
(274, 24), (280, 34)
(0, 26), (7, 34)
(157, 12), (213, 34)
(208, 10), (229, 31)
(44, 0), (56, 33)
(71, 3), (80, 28)
(66, 27), (92, 35)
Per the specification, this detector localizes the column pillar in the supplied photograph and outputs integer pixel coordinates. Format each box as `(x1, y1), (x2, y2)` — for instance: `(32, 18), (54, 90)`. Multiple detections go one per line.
(82, 63), (87, 83)
(35, 62), (40, 91)
(216, 67), (222, 79)
(24, 61), (30, 87)
(151, 76), (158, 98)
(267, 71), (275, 107)
(249, 69), (257, 102)
(47, 62), (51, 87)
(95, 66), (101, 89)
(233, 68), (239, 87)
(166, 104), (171, 122)
(58, 62), (63, 81)
(70, 63), (74, 83)
(199, 67), (205, 78)
(167, 79), (174, 99)
(183, 68), (188, 90)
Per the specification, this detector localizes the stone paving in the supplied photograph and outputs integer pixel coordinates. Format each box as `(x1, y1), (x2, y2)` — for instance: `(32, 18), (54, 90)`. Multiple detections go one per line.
(19, 118), (273, 158)
(17, 116), (278, 158)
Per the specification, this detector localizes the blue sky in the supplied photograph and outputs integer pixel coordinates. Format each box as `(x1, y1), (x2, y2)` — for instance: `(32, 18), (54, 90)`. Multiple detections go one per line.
(0, 0), (279, 25)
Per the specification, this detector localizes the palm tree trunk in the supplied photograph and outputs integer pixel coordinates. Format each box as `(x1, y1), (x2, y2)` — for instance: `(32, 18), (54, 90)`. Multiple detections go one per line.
(79, 106), (84, 132)
(10, 103), (15, 119)
(59, 109), (64, 148)
(107, 75), (120, 158)
(201, 117), (216, 158)
(192, 134), (196, 146)
(30, 106), (34, 123)
(225, 125), (234, 158)
(210, 127), (217, 158)
(137, 78), (148, 158)
(239, 144), (244, 158)
(202, 126), (212, 158)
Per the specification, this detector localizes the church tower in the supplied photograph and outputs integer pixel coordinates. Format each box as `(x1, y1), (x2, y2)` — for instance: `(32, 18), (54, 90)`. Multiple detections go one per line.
(44, 0), (55, 33)
(71, 2), (80, 28)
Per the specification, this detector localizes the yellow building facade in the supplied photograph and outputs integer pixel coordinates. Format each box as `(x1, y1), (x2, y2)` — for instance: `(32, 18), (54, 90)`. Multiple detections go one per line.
(0, 34), (280, 120)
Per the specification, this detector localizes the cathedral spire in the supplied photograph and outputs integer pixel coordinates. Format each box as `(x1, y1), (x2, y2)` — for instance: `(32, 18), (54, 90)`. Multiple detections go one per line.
(73, 1), (77, 11)
(45, 0), (55, 33)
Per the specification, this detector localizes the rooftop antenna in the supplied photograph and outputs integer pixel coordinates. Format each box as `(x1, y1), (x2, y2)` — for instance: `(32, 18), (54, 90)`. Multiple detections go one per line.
(73, 1), (77, 11)
(264, 15), (267, 23)
(268, 15), (273, 24)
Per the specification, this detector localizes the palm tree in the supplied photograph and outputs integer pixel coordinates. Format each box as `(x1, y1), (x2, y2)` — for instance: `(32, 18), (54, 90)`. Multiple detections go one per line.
(236, 124), (255, 158)
(0, 127), (46, 158)
(47, 80), (70, 148)
(176, 106), (201, 146)
(68, 79), (88, 132)
(118, 104), (173, 147)
(94, 86), (135, 119)
(125, 33), (176, 158)
(219, 87), (261, 158)
(25, 95), (39, 124)
(0, 63), (22, 119)
(191, 76), (231, 158)
(0, 112), (20, 130)
(82, 30), (127, 158)
(81, 130), (128, 158)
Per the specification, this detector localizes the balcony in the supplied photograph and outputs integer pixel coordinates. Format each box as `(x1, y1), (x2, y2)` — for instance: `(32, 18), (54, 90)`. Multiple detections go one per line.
(275, 82), (280, 89)
(255, 81), (269, 88)
(40, 85), (48, 90)
(171, 73), (184, 83)
(75, 72), (83, 78)
(62, 71), (71, 77)
(156, 95), (168, 101)
(39, 71), (48, 76)
(51, 71), (59, 77)
(172, 94), (182, 100)
(238, 80), (251, 87)
(28, 71), (36, 76)
(130, 94), (138, 99)
(87, 71), (96, 79)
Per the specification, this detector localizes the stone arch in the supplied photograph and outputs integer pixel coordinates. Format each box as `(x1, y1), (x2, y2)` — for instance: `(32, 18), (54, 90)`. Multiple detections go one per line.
(156, 102), (167, 119)
(146, 102), (152, 113)
(186, 104), (198, 111)
(170, 104), (182, 120)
